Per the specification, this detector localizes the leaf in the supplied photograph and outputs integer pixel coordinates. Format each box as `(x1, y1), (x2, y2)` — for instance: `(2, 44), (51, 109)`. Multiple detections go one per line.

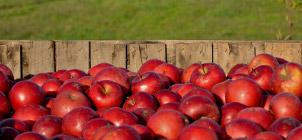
(284, 34), (292, 40)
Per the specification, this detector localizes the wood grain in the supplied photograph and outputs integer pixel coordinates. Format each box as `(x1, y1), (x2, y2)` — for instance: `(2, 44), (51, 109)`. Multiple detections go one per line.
(0, 41), (21, 79)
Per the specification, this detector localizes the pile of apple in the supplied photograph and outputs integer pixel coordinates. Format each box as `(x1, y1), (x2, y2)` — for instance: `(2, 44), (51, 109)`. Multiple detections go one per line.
(0, 53), (302, 140)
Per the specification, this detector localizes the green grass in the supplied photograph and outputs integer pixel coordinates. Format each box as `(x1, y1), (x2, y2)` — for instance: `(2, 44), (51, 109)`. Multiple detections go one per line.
(0, 0), (301, 40)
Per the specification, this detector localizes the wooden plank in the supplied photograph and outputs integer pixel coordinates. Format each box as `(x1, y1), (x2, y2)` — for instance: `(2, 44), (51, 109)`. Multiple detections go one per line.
(0, 41), (21, 79)
(127, 43), (166, 72)
(175, 43), (212, 69)
(166, 42), (176, 65)
(55, 41), (89, 72)
(253, 41), (265, 55)
(90, 41), (126, 68)
(21, 40), (54, 78)
(213, 42), (255, 73)
(262, 42), (302, 64)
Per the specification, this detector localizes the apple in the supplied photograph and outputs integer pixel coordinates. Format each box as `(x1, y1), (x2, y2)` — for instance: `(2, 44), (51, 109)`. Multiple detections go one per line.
(59, 69), (87, 82)
(153, 63), (181, 84)
(98, 125), (141, 140)
(169, 83), (183, 92)
(153, 89), (181, 105)
(0, 92), (10, 118)
(138, 59), (165, 74)
(91, 125), (117, 140)
(30, 73), (54, 87)
(158, 73), (171, 88)
(131, 71), (165, 95)
(32, 115), (62, 139)
(179, 95), (220, 122)
(57, 81), (85, 95)
(52, 70), (67, 79)
(248, 53), (279, 72)
(87, 80), (124, 109)
(42, 79), (62, 97)
(88, 63), (113, 77)
(276, 57), (288, 64)
(220, 102), (248, 127)
(253, 131), (283, 140)
(211, 79), (232, 106)
(123, 91), (158, 111)
(178, 124), (219, 140)
(190, 63), (226, 91)
(263, 94), (274, 111)
(102, 107), (139, 126)
(174, 83), (197, 97)
(131, 107), (156, 125)
(12, 104), (49, 129)
(49, 134), (74, 140)
(76, 76), (94, 91)
(229, 73), (248, 80)
(80, 118), (111, 139)
(234, 107), (274, 130)
(225, 78), (263, 107)
(0, 64), (14, 81)
(181, 87), (216, 103)
(0, 127), (19, 140)
(248, 65), (274, 91)
(225, 119), (263, 139)
(157, 102), (180, 112)
(14, 132), (47, 140)
(286, 126), (302, 140)
(44, 97), (54, 112)
(0, 71), (10, 95)
(269, 92), (302, 121)
(269, 117), (301, 138)
(271, 62), (302, 98)
(96, 107), (110, 118)
(62, 106), (99, 138)
(147, 109), (189, 139)
(181, 63), (199, 83)
(131, 124), (155, 140)
(127, 72), (139, 83)
(0, 118), (29, 133)
(51, 91), (91, 118)
(227, 64), (248, 78)
(9, 80), (45, 111)
(191, 118), (225, 140)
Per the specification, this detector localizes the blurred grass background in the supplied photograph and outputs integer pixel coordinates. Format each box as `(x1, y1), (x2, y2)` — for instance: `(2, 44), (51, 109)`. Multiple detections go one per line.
(0, 0), (301, 40)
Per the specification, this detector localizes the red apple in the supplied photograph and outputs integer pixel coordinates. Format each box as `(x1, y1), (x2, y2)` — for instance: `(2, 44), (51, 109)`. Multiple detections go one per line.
(59, 69), (87, 82)
(179, 95), (220, 122)
(181, 63), (199, 83)
(225, 78), (263, 107)
(131, 72), (165, 95)
(0, 118), (29, 133)
(227, 64), (248, 78)
(30, 73), (54, 87)
(225, 119), (263, 139)
(0, 71), (10, 95)
(286, 126), (302, 140)
(42, 79), (62, 97)
(32, 115), (62, 139)
(0, 92), (10, 118)
(44, 97), (54, 112)
(248, 65), (274, 91)
(12, 104), (49, 129)
(262, 94), (274, 111)
(87, 80), (124, 109)
(269, 117), (301, 138)
(153, 89), (181, 105)
(96, 107), (110, 118)
(190, 63), (226, 91)
(269, 92), (302, 121)
(138, 59), (165, 74)
(276, 57), (288, 64)
(57, 81), (85, 95)
(253, 131), (283, 140)
(88, 63), (113, 77)
(131, 124), (155, 140)
(211, 79), (232, 106)
(174, 83), (197, 97)
(50, 134), (74, 140)
(147, 109), (189, 139)
(157, 102), (180, 112)
(91, 125), (116, 140)
(15, 132), (47, 140)
(51, 91), (91, 118)
(192, 118), (225, 140)
(271, 62), (302, 98)
(181, 87), (216, 103)
(93, 67), (130, 95)
(76, 76), (94, 91)
(102, 107), (139, 126)
(229, 73), (248, 80)
(80, 118), (111, 139)
(123, 91), (158, 111)
(9, 80), (45, 111)
(131, 107), (156, 125)
(62, 106), (99, 138)
(99, 125), (141, 140)
(220, 102), (248, 127)
(52, 70), (67, 79)
(248, 53), (279, 72)
(234, 107), (274, 130)
(0, 64), (14, 81)
(232, 66), (249, 75)
(178, 125), (219, 140)
(153, 63), (181, 84)
(127, 72), (139, 83)
(158, 73), (171, 88)
(0, 127), (19, 140)
(169, 83), (183, 92)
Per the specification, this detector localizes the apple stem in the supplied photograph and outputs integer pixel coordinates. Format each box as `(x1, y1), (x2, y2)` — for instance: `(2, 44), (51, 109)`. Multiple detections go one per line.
(98, 82), (107, 93)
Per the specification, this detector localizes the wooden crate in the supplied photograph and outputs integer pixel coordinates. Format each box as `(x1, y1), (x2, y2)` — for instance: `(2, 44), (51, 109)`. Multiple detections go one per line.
(0, 40), (301, 79)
